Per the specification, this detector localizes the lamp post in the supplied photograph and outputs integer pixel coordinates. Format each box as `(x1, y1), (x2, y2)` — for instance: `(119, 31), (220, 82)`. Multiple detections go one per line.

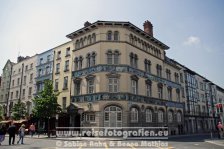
(78, 108), (84, 139)
(55, 113), (59, 137)
(165, 103), (169, 135)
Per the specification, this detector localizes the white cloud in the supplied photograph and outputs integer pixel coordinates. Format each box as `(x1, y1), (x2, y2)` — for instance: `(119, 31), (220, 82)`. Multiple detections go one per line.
(184, 36), (201, 46)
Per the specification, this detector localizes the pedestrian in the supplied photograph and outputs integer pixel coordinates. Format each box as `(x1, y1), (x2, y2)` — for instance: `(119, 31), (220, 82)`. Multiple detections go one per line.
(217, 122), (223, 139)
(17, 124), (25, 144)
(0, 124), (7, 145)
(29, 123), (36, 137)
(7, 122), (16, 145)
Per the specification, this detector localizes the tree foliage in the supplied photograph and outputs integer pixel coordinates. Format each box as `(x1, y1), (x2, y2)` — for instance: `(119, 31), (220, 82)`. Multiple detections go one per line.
(12, 100), (27, 120)
(0, 105), (3, 121)
(32, 80), (61, 118)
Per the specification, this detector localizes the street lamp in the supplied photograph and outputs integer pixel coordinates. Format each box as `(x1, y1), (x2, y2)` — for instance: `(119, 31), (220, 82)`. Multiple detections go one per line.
(78, 108), (84, 139)
(55, 114), (59, 137)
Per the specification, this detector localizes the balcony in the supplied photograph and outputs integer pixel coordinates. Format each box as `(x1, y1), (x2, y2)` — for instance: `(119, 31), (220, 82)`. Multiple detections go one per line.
(71, 92), (184, 109)
(72, 64), (181, 89)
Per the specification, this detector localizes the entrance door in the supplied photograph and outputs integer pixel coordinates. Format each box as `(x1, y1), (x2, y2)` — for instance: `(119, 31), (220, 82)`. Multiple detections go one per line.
(104, 106), (122, 127)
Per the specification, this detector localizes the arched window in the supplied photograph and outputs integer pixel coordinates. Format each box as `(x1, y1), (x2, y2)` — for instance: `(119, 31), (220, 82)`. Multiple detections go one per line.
(114, 50), (119, 64)
(87, 35), (92, 44)
(86, 53), (91, 68)
(91, 52), (96, 66)
(131, 107), (138, 122)
(114, 31), (119, 40)
(80, 38), (84, 47)
(104, 106), (122, 127)
(79, 56), (83, 69)
(168, 111), (173, 123)
(129, 34), (134, 44)
(92, 33), (96, 43)
(107, 31), (112, 40)
(146, 109), (153, 122)
(107, 50), (113, 64)
(134, 54), (138, 68)
(145, 80), (152, 97)
(177, 112), (182, 123)
(75, 40), (80, 49)
(133, 36), (137, 45)
(158, 110), (164, 123)
(144, 59), (151, 73)
(74, 57), (79, 70)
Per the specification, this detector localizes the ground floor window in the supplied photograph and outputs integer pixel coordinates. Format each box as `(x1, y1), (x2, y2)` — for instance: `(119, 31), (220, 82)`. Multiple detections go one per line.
(158, 110), (164, 123)
(85, 113), (95, 122)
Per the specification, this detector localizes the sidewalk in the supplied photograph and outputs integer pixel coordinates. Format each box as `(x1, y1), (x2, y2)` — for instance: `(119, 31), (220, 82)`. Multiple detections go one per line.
(205, 138), (224, 147)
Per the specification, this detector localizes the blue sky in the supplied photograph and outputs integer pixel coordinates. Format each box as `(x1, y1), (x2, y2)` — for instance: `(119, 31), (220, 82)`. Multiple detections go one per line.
(0, 0), (224, 87)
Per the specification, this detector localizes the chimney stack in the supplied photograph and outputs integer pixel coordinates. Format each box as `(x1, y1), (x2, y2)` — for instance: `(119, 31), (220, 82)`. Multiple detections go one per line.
(84, 21), (91, 27)
(143, 20), (153, 36)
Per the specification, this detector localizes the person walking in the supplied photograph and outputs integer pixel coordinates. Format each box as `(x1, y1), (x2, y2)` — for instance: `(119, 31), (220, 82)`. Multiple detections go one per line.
(7, 122), (16, 145)
(17, 124), (25, 144)
(0, 124), (7, 145)
(217, 122), (223, 139)
(29, 123), (36, 137)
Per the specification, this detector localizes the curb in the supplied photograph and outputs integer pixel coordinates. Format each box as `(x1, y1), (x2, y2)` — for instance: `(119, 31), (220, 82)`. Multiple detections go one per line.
(205, 140), (224, 147)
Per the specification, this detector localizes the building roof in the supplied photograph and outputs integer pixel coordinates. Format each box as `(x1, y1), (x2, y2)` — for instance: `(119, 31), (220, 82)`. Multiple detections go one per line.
(66, 20), (169, 50)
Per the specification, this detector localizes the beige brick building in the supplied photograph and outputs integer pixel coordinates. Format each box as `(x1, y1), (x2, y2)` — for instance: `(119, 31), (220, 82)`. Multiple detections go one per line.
(65, 21), (184, 134)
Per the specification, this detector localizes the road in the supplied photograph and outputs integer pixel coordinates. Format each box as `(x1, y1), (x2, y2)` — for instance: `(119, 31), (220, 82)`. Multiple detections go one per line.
(0, 134), (223, 149)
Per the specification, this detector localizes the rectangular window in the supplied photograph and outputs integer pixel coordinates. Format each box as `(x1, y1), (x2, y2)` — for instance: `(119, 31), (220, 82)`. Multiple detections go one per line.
(23, 76), (26, 85)
(57, 51), (61, 59)
(74, 81), (81, 95)
(25, 65), (28, 71)
(55, 79), (59, 91)
(201, 94), (205, 102)
(86, 114), (95, 122)
(38, 69), (42, 77)
(167, 88), (172, 100)
(16, 91), (19, 98)
(56, 63), (60, 73)
(28, 87), (32, 96)
(30, 63), (33, 69)
(177, 91), (180, 102)
(158, 86), (163, 99)
(40, 58), (43, 64)
(131, 80), (137, 94)
(46, 66), (50, 75)
(62, 97), (66, 111)
(47, 55), (51, 62)
(66, 47), (70, 56)
(63, 76), (68, 89)
(17, 78), (20, 86)
(30, 73), (33, 82)
(64, 60), (69, 71)
(180, 73), (183, 83)
(87, 79), (94, 94)
(181, 87), (185, 97)
(12, 80), (14, 87)
(22, 89), (25, 97)
(11, 92), (13, 99)
(146, 84), (151, 97)
(108, 78), (119, 93)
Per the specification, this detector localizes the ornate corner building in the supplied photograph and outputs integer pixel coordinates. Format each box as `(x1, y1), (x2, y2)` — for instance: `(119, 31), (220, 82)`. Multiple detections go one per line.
(65, 21), (184, 135)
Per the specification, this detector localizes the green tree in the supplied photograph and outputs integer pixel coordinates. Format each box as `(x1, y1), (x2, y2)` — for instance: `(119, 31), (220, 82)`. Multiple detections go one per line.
(32, 80), (61, 137)
(12, 100), (27, 120)
(0, 105), (3, 121)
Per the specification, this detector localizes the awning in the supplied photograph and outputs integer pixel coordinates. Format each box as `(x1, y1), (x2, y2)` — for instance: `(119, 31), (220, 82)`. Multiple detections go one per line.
(13, 119), (27, 124)
(0, 120), (12, 124)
